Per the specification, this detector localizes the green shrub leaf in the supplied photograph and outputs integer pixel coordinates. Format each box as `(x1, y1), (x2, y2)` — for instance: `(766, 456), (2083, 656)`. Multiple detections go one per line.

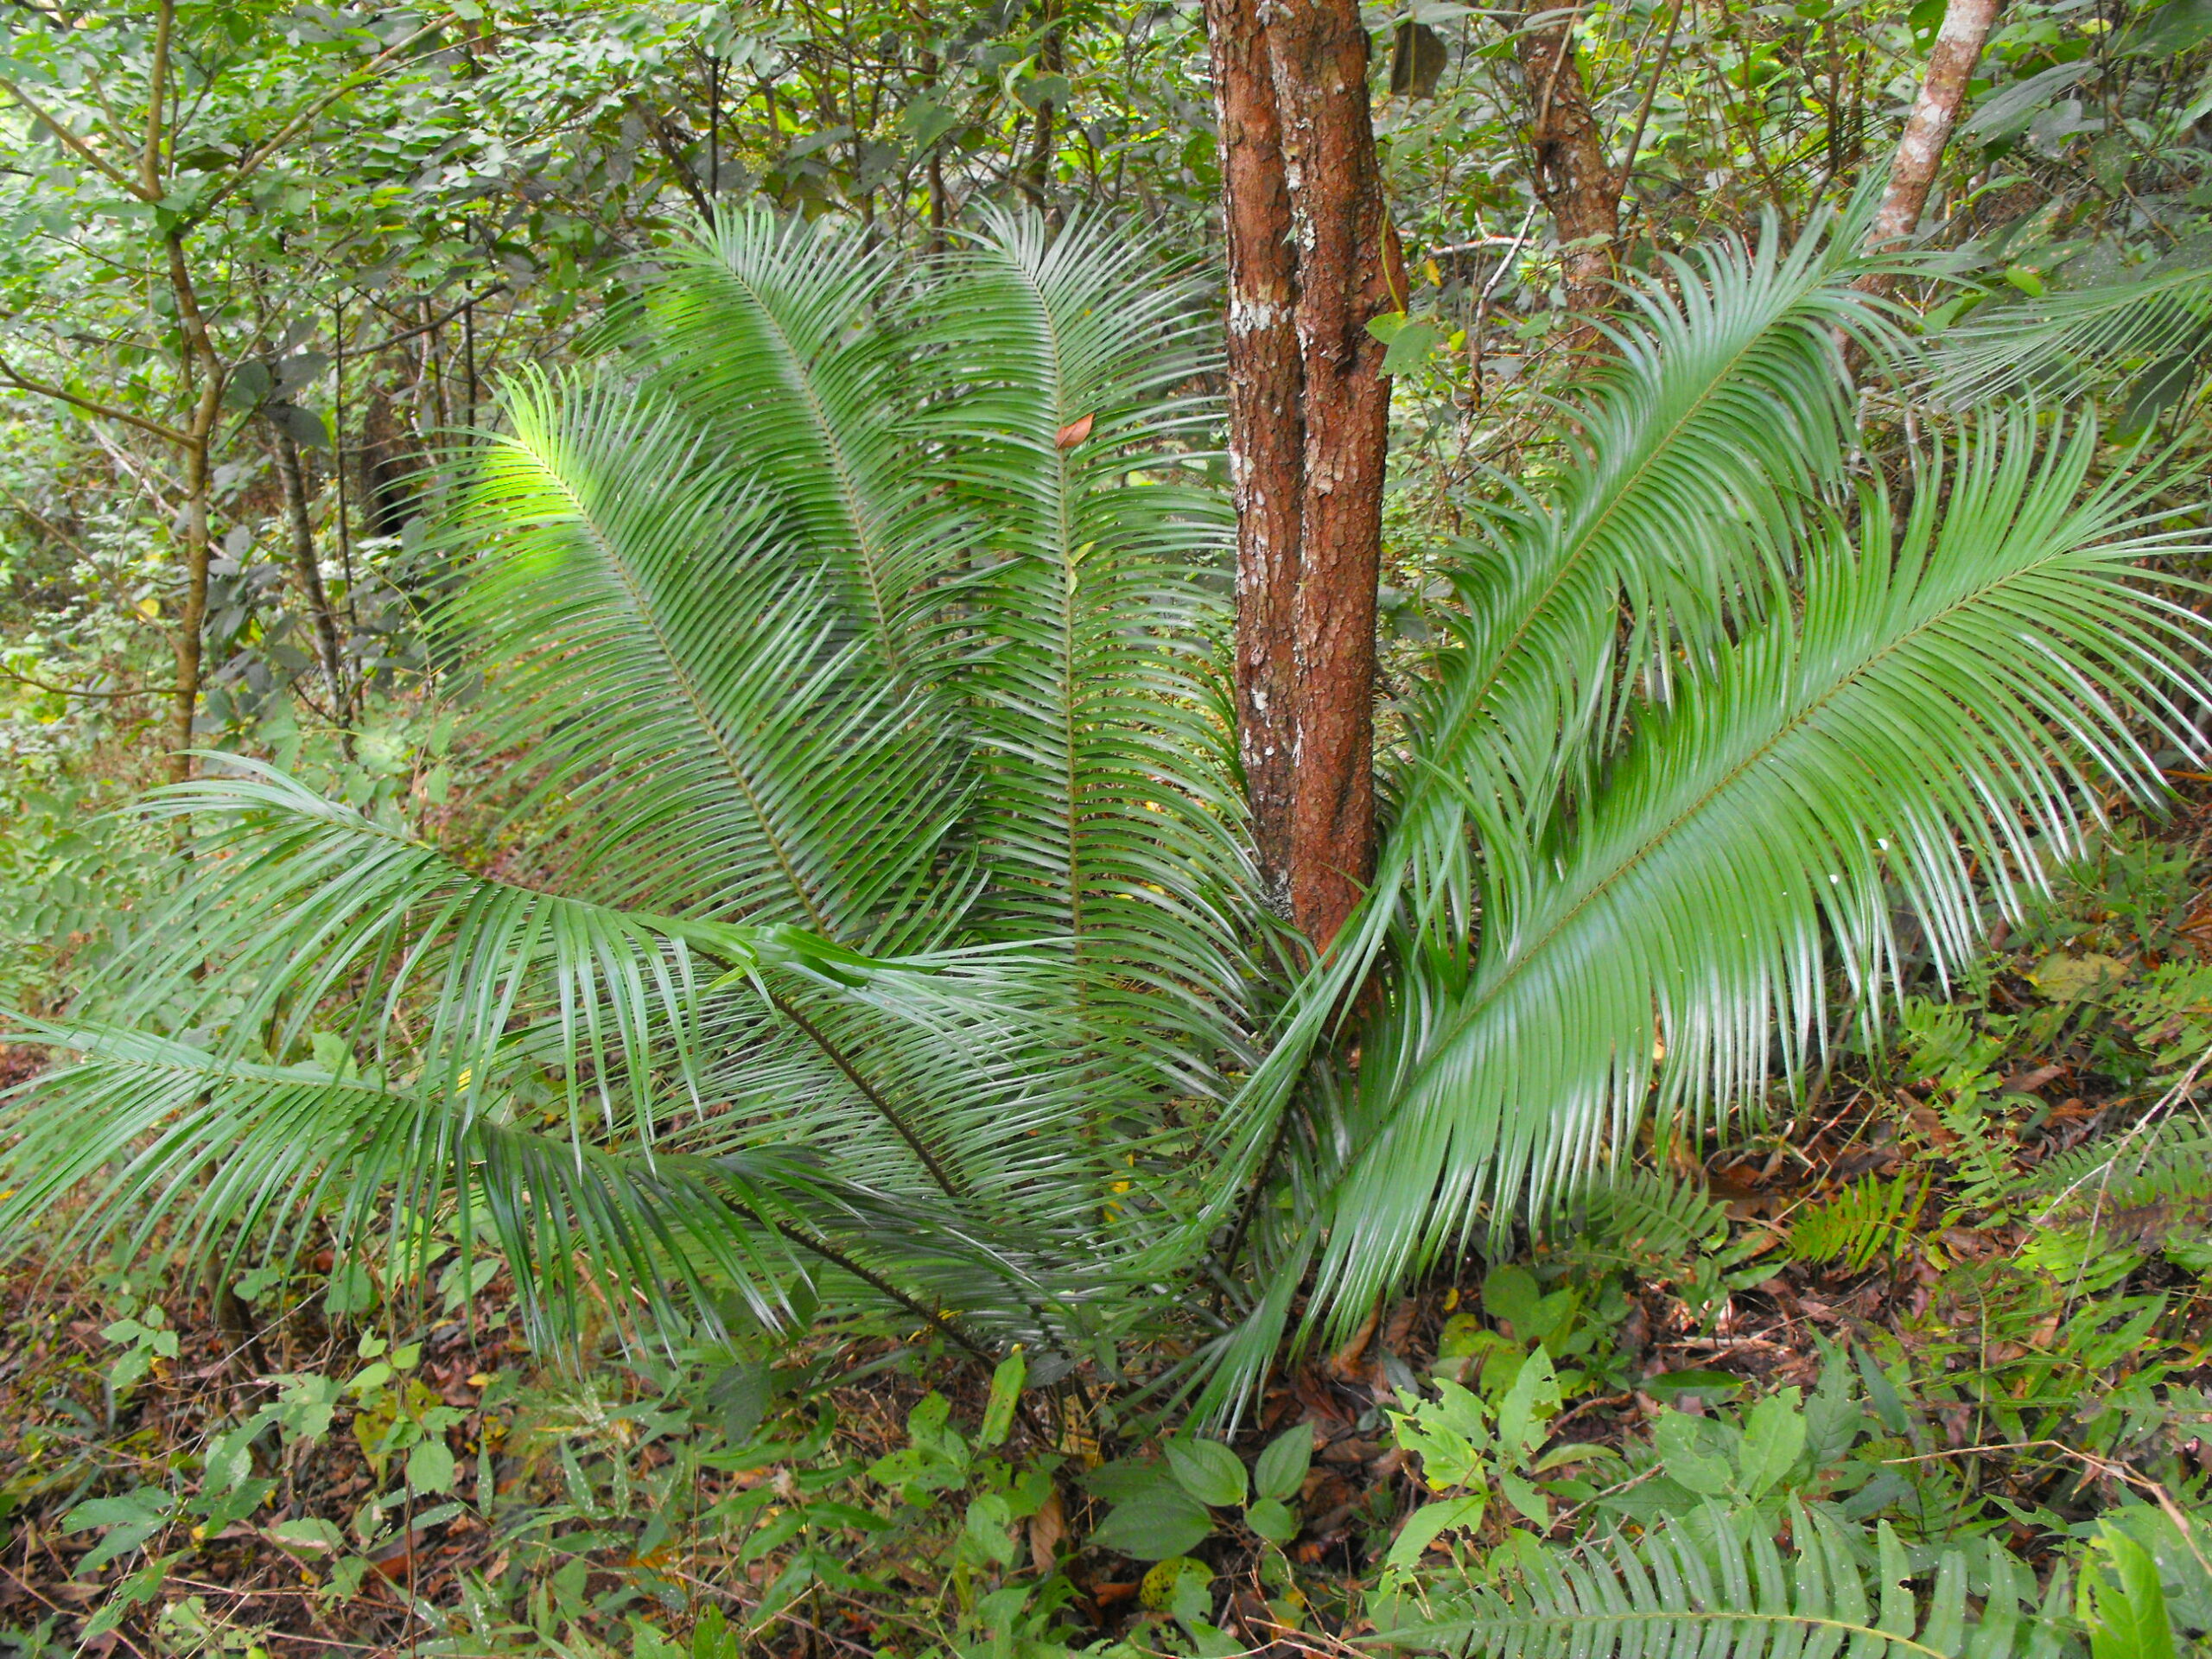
(1253, 1423), (1314, 1503)
(1165, 1437), (1247, 1508)
(1090, 1481), (1214, 1561)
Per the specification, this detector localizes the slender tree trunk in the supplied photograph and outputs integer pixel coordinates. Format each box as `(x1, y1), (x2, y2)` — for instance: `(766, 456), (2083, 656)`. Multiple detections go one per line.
(270, 425), (349, 729)
(1207, 0), (1395, 949)
(1514, 7), (1619, 315)
(1864, 0), (2002, 258)
(165, 231), (224, 787)
(919, 39), (950, 253)
(1027, 0), (1064, 217)
(168, 431), (211, 783)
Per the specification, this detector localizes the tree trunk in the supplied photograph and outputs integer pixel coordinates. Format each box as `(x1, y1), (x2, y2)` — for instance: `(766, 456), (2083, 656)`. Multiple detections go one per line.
(1514, 7), (1618, 315)
(920, 39), (950, 254)
(165, 230), (224, 787)
(270, 424), (350, 729)
(1864, 0), (2002, 259)
(1027, 0), (1064, 215)
(1269, 0), (1393, 949)
(1209, 0), (1303, 901)
(1207, 0), (1394, 950)
(168, 429), (211, 785)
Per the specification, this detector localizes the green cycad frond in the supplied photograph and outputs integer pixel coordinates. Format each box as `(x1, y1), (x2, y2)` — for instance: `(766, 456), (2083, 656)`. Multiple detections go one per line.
(464, 1122), (1097, 1357)
(0, 1021), (1083, 1357)
(0, 767), (1138, 1347)
(1930, 262), (2212, 410)
(448, 372), (970, 944)
(1382, 1507), (2071, 1659)
(644, 209), (955, 681)
(1402, 205), (1905, 899)
(916, 209), (1257, 1069)
(0, 1024), (796, 1337)
(1305, 416), (2209, 1332)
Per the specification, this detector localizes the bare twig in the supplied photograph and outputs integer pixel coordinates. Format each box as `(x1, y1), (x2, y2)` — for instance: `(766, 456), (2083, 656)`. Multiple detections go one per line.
(0, 355), (190, 444)
(0, 664), (180, 699)
(0, 74), (143, 197)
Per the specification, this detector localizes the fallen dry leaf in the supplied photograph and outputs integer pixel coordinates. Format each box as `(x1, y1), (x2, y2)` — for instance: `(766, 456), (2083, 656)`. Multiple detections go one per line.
(1028, 1485), (1067, 1574)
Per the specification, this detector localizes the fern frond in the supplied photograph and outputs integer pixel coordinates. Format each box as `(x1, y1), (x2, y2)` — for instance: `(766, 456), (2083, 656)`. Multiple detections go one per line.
(1552, 1168), (1732, 1270)
(1788, 1174), (1932, 1273)
(2022, 1119), (2212, 1248)
(1381, 1507), (2074, 1659)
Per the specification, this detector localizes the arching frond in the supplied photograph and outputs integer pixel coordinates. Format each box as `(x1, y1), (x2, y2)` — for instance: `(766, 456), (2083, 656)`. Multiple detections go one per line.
(1399, 201), (1907, 926)
(0, 766), (1146, 1350)
(0, 1021), (1087, 1357)
(448, 372), (971, 946)
(916, 208), (1258, 1080)
(1929, 260), (2212, 410)
(1306, 417), (2207, 1337)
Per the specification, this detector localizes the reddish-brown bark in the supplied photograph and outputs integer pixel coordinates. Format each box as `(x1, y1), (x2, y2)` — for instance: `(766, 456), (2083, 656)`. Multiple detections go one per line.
(1514, 9), (1618, 315)
(1206, 0), (1395, 949)
(1207, 0), (1304, 897)
(1268, 0), (1394, 948)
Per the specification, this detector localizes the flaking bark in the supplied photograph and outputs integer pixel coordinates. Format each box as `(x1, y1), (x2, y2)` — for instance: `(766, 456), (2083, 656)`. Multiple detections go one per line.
(1206, 0), (1394, 949)
(1515, 6), (1618, 316)
(1865, 0), (2003, 264)
(1207, 0), (1304, 896)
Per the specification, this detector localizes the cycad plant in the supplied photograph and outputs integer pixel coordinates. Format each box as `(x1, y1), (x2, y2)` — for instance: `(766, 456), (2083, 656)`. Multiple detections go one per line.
(3, 204), (2206, 1413)
(1, 210), (1262, 1376)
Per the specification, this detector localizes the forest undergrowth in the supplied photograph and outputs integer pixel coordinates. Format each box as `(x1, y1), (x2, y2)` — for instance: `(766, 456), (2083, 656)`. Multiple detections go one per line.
(4, 792), (2211, 1656)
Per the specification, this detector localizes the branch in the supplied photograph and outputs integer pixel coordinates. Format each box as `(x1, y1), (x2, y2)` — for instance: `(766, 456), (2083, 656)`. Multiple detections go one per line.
(195, 15), (458, 221)
(0, 74), (148, 199)
(350, 283), (507, 357)
(1861, 0), (2003, 269)
(0, 356), (189, 444)
(143, 0), (172, 200)
(0, 665), (180, 699)
(0, 483), (86, 556)
(626, 95), (711, 217)
(1617, 0), (1685, 199)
